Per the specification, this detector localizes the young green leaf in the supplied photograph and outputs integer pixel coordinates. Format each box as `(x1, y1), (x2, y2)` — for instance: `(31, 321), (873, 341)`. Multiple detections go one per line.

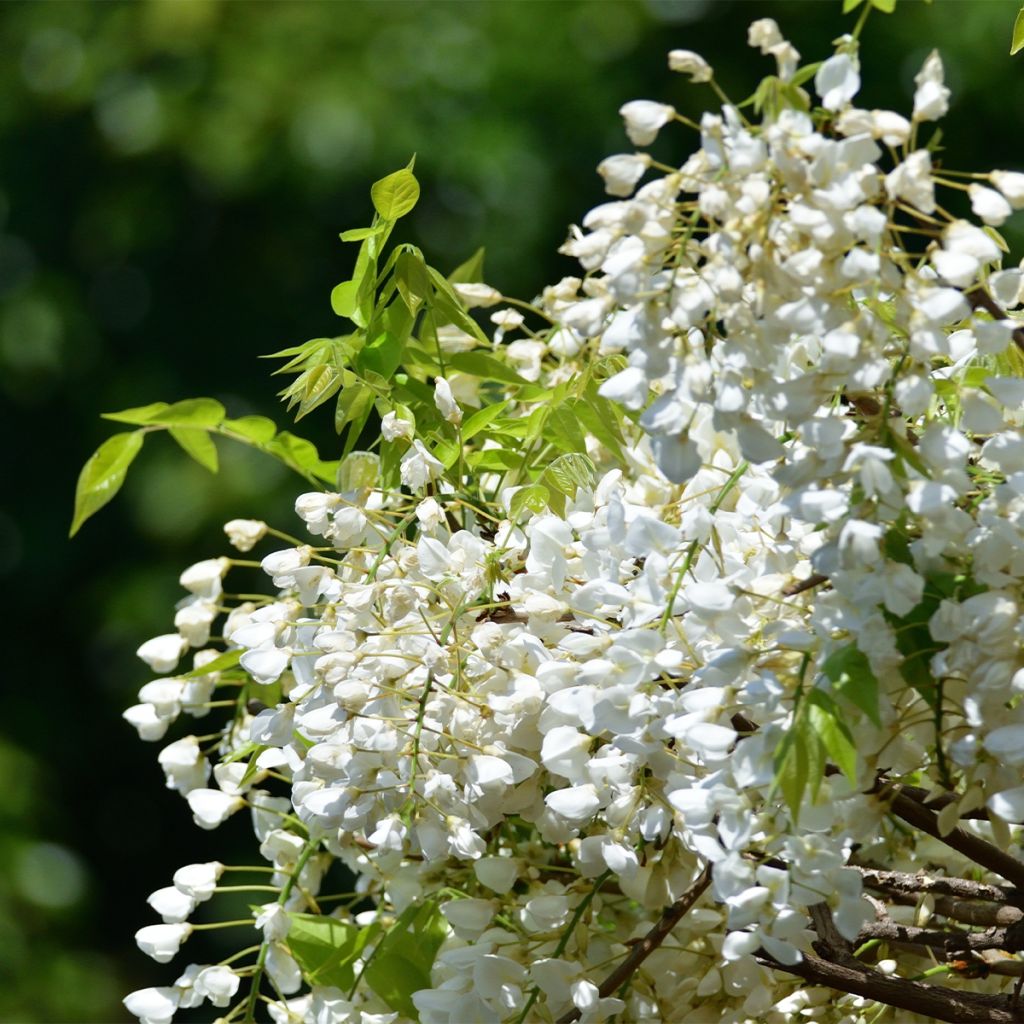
(70, 430), (145, 536)
(286, 913), (375, 990)
(426, 267), (489, 343)
(340, 224), (387, 243)
(177, 648), (242, 678)
(102, 397), (225, 429)
(332, 279), (360, 319)
(1014, 7), (1024, 55)
(509, 484), (549, 521)
(295, 364), (343, 421)
(337, 450), (380, 492)
(356, 330), (407, 381)
(394, 250), (432, 315)
(222, 415), (278, 444)
(821, 643), (881, 727)
(371, 167), (420, 221)
(169, 426), (219, 473)
(447, 351), (526, 386)
(101, 401), (171, 425)
(542, 452), (596, 500)
(461, 400), (509, 441)
(364, 898), (450, 1018)
(466, 448), (521, 472)
(448, 247), (486, 284)
(806, 691), (857, 784)
(773, 723), (812, 824)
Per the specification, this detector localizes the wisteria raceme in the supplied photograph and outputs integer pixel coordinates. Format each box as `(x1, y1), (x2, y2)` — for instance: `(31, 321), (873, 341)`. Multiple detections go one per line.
(103, 14), (1024, 1024)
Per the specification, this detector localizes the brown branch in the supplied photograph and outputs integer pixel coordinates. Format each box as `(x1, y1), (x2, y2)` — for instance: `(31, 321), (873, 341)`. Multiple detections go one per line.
(966, 286), (1024, 354)
(889, 788), (1024, 891)
(555, 864), (712, 1024)
(758, 948), (1024, 1023)
(933, 897), (1024, 930)
(897, 783), (991, 822)
(782, 573), (828, 598)
(855, 866), (1020, 906)
(856, 919), (1008, 954)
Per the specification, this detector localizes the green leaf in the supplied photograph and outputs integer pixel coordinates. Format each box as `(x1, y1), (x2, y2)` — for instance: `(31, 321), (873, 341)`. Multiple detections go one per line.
(153, 398), (225, 428)
(821, 644), (881, 727)
(788, 62), (823, 89)
(357, 331), (407, 381)
(806, 691), (857, 784)
(447, 351), (526, 386)
(221, 740), (262, 765)
(884, 583), (951, 709)
(287, 913), (374, 990)
(542, 452), (596, 500)
(1014, 7), (1024, 55)
(340, 225), (387, 243)
(431, 438), (461, 469)
(371, 167), (420, 221)
(267, 431), (337, 482)
(575, 393), (625, 463)
(544, 403), (587, 454)
(365, 898), (450, 1018)
(102, 401), (171, 425)
(70, 430), (145, 536)
(466, 448), (521, 472)
(394, 250), (432, 315)
(461, 400), (509, 441)
(448, 247), (486, 284)
(337, 450), (380, 492)
(223, 415), (278, 444)
(842, 0), (865, 10)
(334, 380), (375, 435)
(425, 267), (489, 343)
(870, 0), (896, 12)
(169, 426), (218, 473)
(332, 280), (360, 319)
(178, 648), (242, 678)
(102, 397), (225, 429)
(509, 484), (549, 521)
(295, 364), (343, 421)
(774, 722), (812, 823)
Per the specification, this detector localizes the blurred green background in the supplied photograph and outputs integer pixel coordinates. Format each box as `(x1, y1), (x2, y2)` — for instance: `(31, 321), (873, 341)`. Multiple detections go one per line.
(1, 0), (1020, 1019)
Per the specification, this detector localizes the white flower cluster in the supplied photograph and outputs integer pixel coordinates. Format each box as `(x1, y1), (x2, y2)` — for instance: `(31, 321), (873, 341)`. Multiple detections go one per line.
(122, 18), (1024, 1024)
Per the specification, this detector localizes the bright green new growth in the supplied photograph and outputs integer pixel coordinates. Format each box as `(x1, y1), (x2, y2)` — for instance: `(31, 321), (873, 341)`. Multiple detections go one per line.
(71, 163), (629, 538)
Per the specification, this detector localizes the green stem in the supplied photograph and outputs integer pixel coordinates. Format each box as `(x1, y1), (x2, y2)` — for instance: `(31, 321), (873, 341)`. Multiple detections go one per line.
(658, 460), (748, 634)
(243, 838), (319, 1024)
(515, 871), (612, 1024)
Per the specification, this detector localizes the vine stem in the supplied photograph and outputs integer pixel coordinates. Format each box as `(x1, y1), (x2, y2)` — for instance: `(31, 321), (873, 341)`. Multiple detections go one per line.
(555, 864), (712, 1024)
(658, 460), (748, 634)
(515, 870), (613, 1024)
(242, 837), (319, 1023)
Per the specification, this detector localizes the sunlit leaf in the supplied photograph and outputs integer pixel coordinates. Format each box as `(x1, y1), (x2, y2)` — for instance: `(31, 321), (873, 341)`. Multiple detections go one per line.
(371, 167), (420, 221)
(822, 644), (881, 727)
(287, 913), (376, 990)
(70, 430), (145, 536)
(169, 426), (218, 472)
(365, 898), (450, 1018)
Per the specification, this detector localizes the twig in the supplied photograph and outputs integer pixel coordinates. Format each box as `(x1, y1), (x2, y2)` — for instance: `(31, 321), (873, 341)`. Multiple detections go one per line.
(782, 573), (828, 598)
(856, 920), (1008, 954)
(855, 866), (1020, 906)
(554, 864), (712, 1024)
(932, 897), (1024, 929)
(965, 287), (1024, 354)
(888, 788), (1024, 891)
(758, 947), (1024, 1023)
